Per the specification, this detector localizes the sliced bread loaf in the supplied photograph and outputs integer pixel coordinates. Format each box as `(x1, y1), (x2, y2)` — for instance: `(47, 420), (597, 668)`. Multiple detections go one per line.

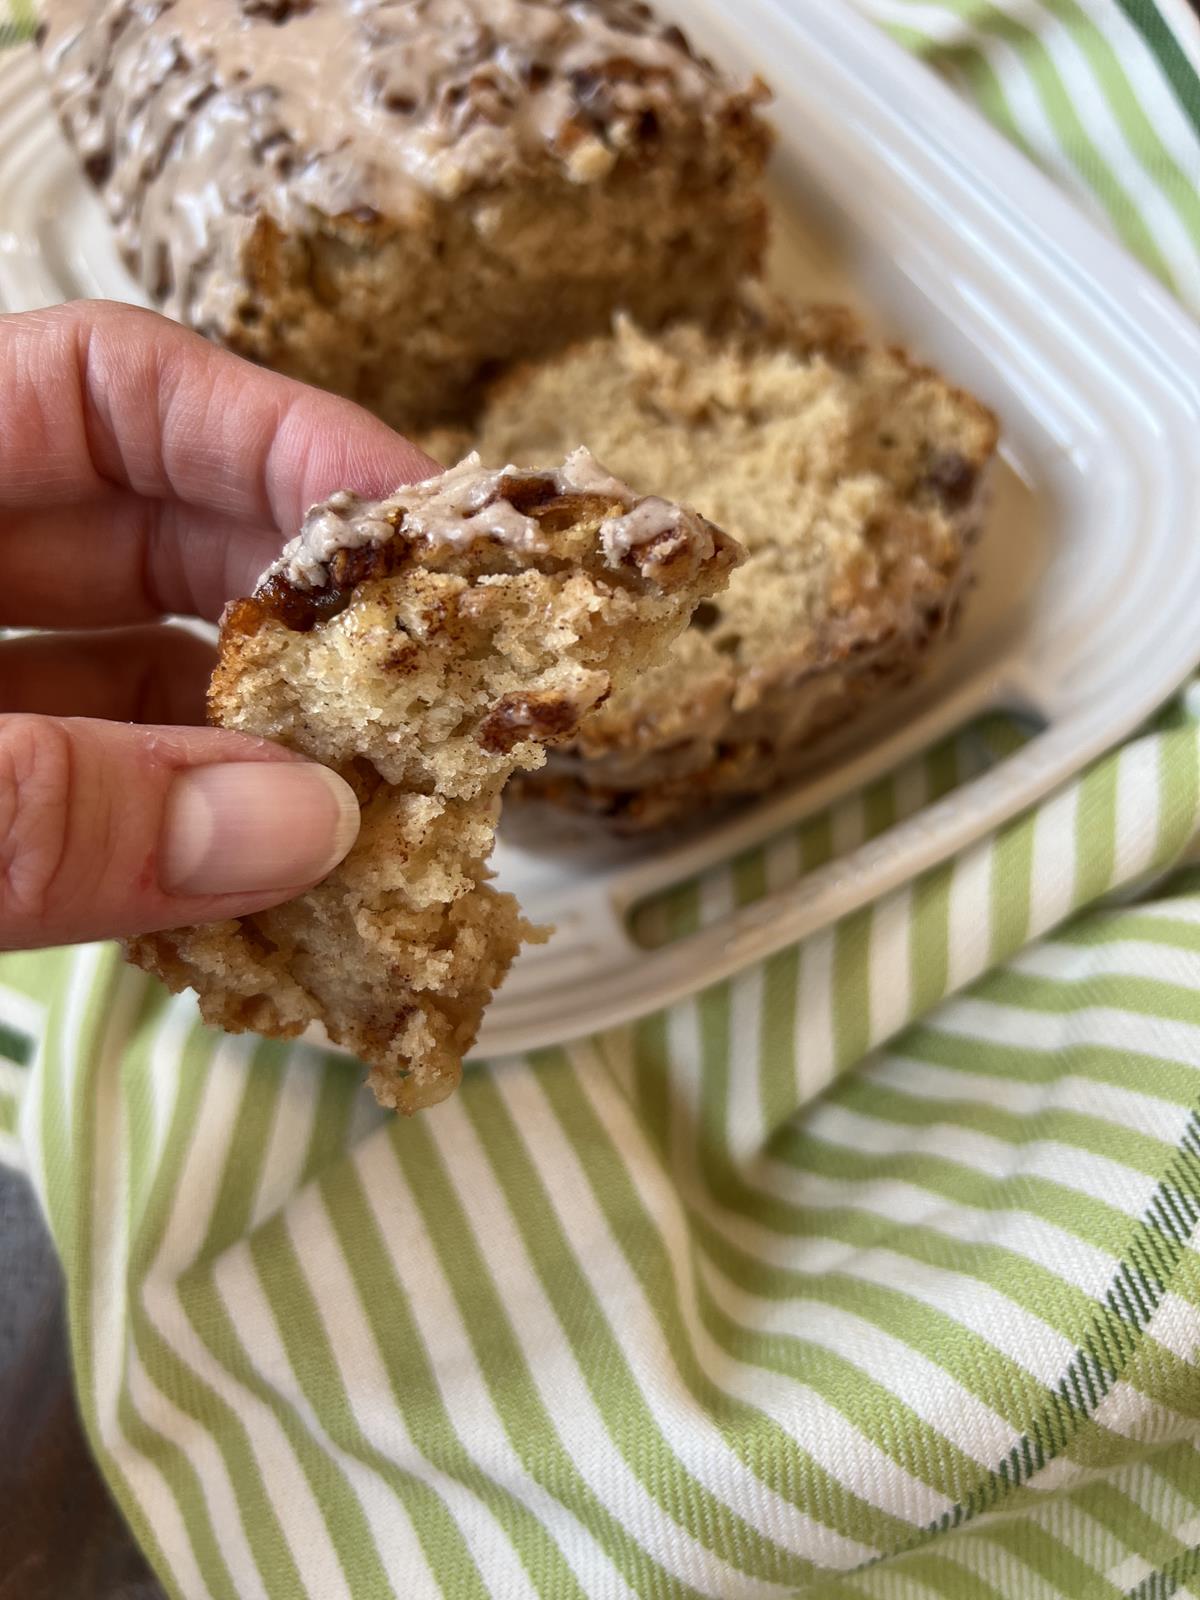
(440, 302), (999, 830)
(40, 0), (770, 429)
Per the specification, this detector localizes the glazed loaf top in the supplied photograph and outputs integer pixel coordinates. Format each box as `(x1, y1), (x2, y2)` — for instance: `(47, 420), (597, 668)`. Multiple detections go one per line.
(40, 0), (764, 323)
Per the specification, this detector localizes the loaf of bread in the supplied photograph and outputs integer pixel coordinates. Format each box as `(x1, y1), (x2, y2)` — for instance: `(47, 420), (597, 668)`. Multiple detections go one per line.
(38, 0), (771, 430)
(436, 301), (999, 830)
(124, 450), (740, 1110)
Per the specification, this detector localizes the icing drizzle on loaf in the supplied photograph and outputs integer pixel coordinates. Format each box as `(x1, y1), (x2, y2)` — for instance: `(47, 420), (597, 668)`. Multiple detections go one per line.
(39, 0), (762, 334)
(266, 446), (716, 592)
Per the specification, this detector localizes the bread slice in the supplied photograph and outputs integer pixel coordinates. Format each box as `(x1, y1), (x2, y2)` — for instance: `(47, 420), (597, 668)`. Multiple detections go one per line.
(124, 452), (739, 1110)
(39, 0), (771, 431)
(437, 301), (999, 830)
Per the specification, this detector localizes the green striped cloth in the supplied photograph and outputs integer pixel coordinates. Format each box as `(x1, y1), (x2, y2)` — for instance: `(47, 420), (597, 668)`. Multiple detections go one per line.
(5, 2), (1200, 1595)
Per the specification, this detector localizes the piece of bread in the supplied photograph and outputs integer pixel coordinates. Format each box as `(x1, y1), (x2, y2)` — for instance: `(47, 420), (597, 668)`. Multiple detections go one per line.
(434, 301), (999, 831)
(124, 451), (739, 1110)
(38, 0), (771, 431)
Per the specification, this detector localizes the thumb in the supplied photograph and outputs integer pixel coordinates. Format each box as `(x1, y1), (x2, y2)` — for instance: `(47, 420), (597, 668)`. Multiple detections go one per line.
(0, 715), (360, 949)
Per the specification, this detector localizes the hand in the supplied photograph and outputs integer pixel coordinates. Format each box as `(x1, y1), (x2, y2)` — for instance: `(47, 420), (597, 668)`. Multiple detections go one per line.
(0, 299), (439, 950)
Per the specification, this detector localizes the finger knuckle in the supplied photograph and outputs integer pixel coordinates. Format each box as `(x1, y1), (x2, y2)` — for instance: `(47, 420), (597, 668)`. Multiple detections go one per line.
(0, 715), (73, 928)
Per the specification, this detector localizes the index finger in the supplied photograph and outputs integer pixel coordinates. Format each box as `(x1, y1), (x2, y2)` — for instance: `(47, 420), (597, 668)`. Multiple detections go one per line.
(0, 300), (442, 623)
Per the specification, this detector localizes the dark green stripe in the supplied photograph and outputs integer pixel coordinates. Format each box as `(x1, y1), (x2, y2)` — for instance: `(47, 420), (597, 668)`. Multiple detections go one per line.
(1115, 0), (1200, 143)
(690, 1221), (1193, 1500)
(921, 1110), (1200, 1504)
(1125, 1540), (1200, 1600)
(0, 1020), (32, 1064)
(691, 1213), (1116, 1460)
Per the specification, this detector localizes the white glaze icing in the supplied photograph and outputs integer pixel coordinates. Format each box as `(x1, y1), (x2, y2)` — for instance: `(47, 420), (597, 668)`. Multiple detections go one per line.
(39, 0), (752, 334)
(268, 444), (677, 589)
(598, 494), (688, 562)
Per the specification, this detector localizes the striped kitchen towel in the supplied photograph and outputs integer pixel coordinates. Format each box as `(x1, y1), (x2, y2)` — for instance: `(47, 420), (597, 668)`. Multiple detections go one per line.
(3, 1), (1200, 1596)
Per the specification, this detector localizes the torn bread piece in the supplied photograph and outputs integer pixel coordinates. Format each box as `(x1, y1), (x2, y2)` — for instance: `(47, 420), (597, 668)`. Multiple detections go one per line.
(124, 450), (740, 1111)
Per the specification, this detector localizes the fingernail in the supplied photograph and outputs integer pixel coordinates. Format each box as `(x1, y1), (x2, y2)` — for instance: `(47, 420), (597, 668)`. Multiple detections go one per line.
(161, 762), (360, 896)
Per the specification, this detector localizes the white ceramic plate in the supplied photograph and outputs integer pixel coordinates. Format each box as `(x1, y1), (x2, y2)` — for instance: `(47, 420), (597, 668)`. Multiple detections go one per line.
(4, 1), (1200, 1059)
